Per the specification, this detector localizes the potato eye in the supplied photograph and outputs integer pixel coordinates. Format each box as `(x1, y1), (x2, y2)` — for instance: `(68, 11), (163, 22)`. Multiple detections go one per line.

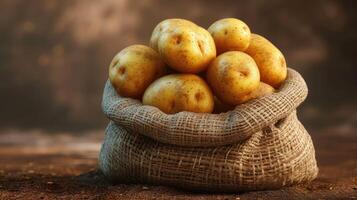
(174, 35), (182, 45)
(195, 92), (204, 101)
(119, 67), (126, 75)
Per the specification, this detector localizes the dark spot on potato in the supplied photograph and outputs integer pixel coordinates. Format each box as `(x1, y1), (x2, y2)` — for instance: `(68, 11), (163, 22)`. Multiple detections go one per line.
(174, 35), (182, 45)
(119, 66), (126, 75)
(224, 30), (228, 35)
(195, 92), (204, 101)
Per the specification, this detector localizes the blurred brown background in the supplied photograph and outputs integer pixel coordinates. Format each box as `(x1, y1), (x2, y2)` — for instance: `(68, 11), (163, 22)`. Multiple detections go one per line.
(1, 0), (357, 133)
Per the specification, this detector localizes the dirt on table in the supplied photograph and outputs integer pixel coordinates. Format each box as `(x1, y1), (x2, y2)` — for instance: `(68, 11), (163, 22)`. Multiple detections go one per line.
(0, 127), (356, 200)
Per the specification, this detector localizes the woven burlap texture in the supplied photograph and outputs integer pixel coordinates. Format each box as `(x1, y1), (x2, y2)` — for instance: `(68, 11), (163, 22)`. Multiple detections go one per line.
(99, 68), (318, 191)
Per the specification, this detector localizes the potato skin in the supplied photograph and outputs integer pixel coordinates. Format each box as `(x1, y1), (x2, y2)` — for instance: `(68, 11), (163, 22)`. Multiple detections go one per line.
(109, 45), (166, 99)
(206, 51), (260, 106)
(245, 33), (287, 88)
(142, 74), (214, 114)
(150, 18), (196, 51)
(240, 82), (275, 103)
(208, 18), (251, 54)
(213, 82), (274, 113)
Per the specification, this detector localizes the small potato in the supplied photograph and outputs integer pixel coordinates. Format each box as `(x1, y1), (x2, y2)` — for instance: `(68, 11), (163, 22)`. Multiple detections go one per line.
(142, 74), (214, 114)
(150, 18), (196, 51)
(240, 82), (275, 103)
(245, 33), (287, 88)
(109, 45), (166, 99)
(206, 51), (260, 106)
(208, 18), (251, 54)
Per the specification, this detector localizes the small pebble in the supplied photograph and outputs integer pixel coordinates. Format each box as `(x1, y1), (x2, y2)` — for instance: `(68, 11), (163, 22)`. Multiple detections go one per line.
(47, 181), (53, 185)
(142, 186), (149, 190)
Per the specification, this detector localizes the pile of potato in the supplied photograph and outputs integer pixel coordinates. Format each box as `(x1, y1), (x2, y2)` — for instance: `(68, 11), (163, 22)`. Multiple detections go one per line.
(109, 18), (287, 114)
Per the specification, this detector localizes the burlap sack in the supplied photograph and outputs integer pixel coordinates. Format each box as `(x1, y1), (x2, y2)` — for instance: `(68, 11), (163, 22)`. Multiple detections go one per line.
(99, 68), (318, 192)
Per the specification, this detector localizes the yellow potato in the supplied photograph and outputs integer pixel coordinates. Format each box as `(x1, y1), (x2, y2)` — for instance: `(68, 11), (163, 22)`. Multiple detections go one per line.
(245, 33), (287, 88)
(153, 21), (216, 73)
(109, 44), (166, 99)
(206, 51), (260, 106)
(142, 74), (214, 114)
(240, 82), (275, 103)
(150, 18), (196, 51)
(208, 18), (251, 54)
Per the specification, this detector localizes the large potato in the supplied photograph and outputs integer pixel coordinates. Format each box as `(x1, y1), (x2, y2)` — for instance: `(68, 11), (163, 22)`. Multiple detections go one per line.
(152, 20), (216, 73)
(142, 74), (214, 114)
(208, 18), (251, 54)
(245, 33), (287, 88)
(109, 45), (166, 99)
(206, 51), (260, 105)
(150, 18), (196, 51)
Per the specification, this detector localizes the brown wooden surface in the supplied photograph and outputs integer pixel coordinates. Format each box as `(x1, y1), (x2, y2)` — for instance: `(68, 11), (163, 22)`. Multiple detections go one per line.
(0, 127), (356, 200)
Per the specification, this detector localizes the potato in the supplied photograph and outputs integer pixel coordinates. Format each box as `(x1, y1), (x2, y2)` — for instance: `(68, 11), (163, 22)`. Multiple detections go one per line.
(206, 51), (260, 106)
(245, 33), (287, 88)
(152, 20), (216, 73)
(208, 18), (251, 54)
(240, 82), (275, 103)
(109, 45), (166, 99)
(150, 18), (196, 51)
(142, 74), (214, 114)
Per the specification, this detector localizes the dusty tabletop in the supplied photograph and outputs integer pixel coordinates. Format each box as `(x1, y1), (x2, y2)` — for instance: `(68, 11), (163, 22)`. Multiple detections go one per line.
(0, 127), (356, 200)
